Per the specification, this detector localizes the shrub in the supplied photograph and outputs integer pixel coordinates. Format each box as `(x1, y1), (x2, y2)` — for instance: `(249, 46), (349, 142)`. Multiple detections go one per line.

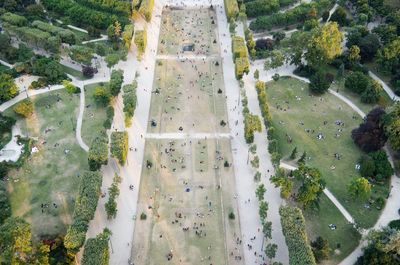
(105, 174), (121, 219)
(235, 57), (250, 79)
(13, 99), (33, 117)
(138, 0), (154, 22)
(140, 212), (147, 220)
(134, 30), (147, 59)
(82, 229), (111, 265)
(228, 211), (235, 220)
(345, 71), (371, 94)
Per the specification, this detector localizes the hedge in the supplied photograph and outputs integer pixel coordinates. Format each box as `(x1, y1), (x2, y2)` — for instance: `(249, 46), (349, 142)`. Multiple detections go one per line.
(138, 0), (155, 22)
(122, 81), (137, 120)
(0, 12), (27, 26)
(232, 36), (248, 59)
(32, 20), (76, 45)
(224, 0), (239, 20)
(249, 0), (334, 31)
(64, 171), (103, 256)
(110, 131), (128, 165)
(245, 0), (298, 18)
(88, 134), (109, 171)
(134, 30), (147, 59)
(235, 57), (250, 79)
(82, 229), (111, 265)
(280, 206), (316, 265)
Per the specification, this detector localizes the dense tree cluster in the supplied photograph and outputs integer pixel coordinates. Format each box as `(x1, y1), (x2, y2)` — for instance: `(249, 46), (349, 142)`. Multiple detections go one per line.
(359, 151), (394, 182)
(64, 171), (103, 256)
(345, 71), (382, 103)
(311, 236), (331, 262)
(137, 0), (155, 22)
(0, 181), (11, 225)
(134, 30), (147, 59)
(110, 131), (128, 165)
(122, 81), (137, 127)
(249, 0), (333, 31)
(224, 0), (239, 20)
(232, 36), (249, 79)
(280, 206), (316, 265)
(82, 228), (111, 265)
(245, 0), (298, 18)
(244, 113), (262, 143)
(0, 73), (18, 104)
(293, 165), (326, 208)
(88, 133), (109, 171)
(41, 0), (129, 30)
(109, 69), (124, 96)
(105, 174), (121, 219)
(384, 104), (400, 151)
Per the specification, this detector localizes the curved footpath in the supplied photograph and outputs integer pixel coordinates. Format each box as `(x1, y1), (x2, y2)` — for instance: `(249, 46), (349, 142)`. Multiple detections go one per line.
(251, 59), (400, 264)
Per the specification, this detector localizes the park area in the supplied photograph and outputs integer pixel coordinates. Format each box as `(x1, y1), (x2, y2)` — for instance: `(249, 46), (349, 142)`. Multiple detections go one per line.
(157, 8), (219, 56)
(265, 77), (390, 259)
(148, 58), (228, 134)
(3, 90), (88, 238)
(131, 139), (242, 265)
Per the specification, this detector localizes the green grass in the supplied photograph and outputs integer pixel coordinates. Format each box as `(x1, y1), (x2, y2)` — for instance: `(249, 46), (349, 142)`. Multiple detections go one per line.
(60, 64), (88, 81)
(81, 83), (109, 145)
(303, 194), (361, 264)
(265, 77), (389, 229)
(3, 90), (88, 238)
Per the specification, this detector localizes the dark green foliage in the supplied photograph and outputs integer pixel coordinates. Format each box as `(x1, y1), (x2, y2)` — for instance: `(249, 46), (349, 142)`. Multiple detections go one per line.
(105, 174), (121, 219)
(369, 151), (394, 181)
(41, 0), (129, 30)
(280, 206), (316, 265)
(309, 71), (332, 94)
(388, 220), (400, 230)
(311, 236), (331, 262)
(109, 69), (124, 96)
(122, 81), (137, 119)
(229, 212), (235, 220)
(330, 7), (349, 26)
(0, 181), (11, 225)
(345, 71), (370, 94)
(88, 133), (109, 171)
(82, 229), (111, 265)
(140, 212), (147, 220)
(31, 57), (67, 84)
(293, 165), (326, 208)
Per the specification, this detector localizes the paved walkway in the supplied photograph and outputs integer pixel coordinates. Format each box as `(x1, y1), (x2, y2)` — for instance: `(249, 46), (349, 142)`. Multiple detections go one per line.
(82, 35), (108, 45)
(0, 59), (13, 68)
(145, 132), (232, 139)
(369, 71), (400, 101)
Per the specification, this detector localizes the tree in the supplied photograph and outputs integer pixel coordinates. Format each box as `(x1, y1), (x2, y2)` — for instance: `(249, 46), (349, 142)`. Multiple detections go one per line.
(330, 7), (349, 26)
(254, 69), (259, 80)
(0, 73), (18, 103)
(306, 22), (343, 68)
(109, 69), (124, 96)
(369, 151), (393, 181)
(348, 45), (361, 65)
(272, 31), (285, 43)
(69, 46), (94, 65)
(352, 107), (387, 152)
(376, 38), (400, 73)
(93, 86), (111, 106)
(384, 103), (400, 151)
(358, 34), (381, 61)
(259, 201), (269, 220)
(294, 165), (326, 208)
(262, 221), (272, 239)
(348, 177), (371, 199)
(256, 184), (266, 201)
(361, 80), (382, 104)
(265, 243), (277, 261)
(88, 134), (109, 171)
(298, 151), (307, 164)
(265, 50), (285, 70)
(110, 131), (128, 165)
(345, 71), (371, 94)
(0, 217), (49, 264)
(244, 113), (262, 143)
(82, 66), (95, 78)
(309, 71), (332, 94)
(0, 182), (11, 225)
(13, 99), (33, 117)
(311, 236), (331, 262)
(105, 174), (121, 219)
(251, 155), (260, 168)
(359, 155), (376, 178)
(82, 228), (111, 265)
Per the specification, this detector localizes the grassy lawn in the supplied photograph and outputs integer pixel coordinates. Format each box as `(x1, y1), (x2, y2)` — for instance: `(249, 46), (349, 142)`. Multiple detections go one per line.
(302, 194), (361, 264)
(132, 139), (242, 265)
(3, 90), (88, 239)
(60, 64), (88, 81)
(331, 78), (393, 115)
(81, 83), (109, 145)
(265, 77), (389, 229)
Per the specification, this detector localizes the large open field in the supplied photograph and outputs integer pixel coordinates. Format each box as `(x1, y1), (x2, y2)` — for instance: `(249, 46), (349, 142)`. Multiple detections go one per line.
(4, 90), (88, 238)
(266, 77), (389, 228)
(148, 58), (229, 134)
(132, 139), (242, 265)
(158, 8), (219, 56)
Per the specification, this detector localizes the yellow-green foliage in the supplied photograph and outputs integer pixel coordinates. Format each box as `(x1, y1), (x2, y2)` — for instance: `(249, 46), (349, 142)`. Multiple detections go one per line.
(232, 36), (247, 59)
(255, 81), (272, 125)
(134, 29), (147, 59)
(224, 0), (239, 20)
(138, 0), (154, 22)
(235, 57), (249, 79)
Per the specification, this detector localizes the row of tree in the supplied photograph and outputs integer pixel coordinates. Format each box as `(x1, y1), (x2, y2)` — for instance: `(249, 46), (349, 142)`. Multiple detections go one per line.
(122, 81), (137, 127)
(244, 0), (298, 18)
